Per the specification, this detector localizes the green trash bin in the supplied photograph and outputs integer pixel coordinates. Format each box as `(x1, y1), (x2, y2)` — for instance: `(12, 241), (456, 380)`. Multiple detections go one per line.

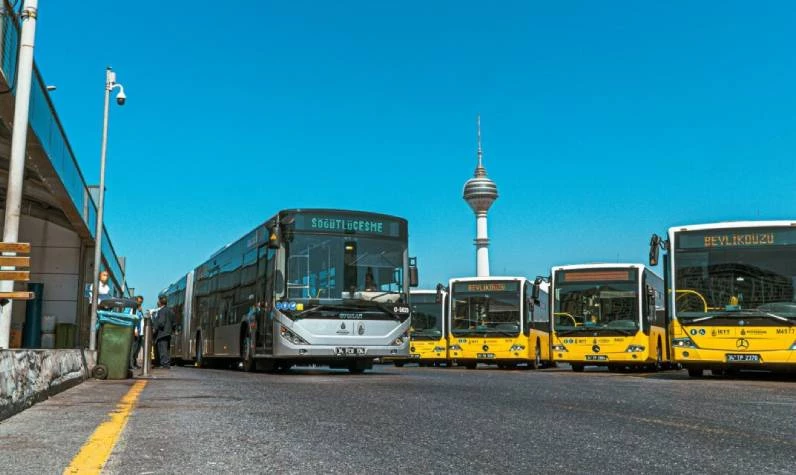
(93, 298), (139, 380)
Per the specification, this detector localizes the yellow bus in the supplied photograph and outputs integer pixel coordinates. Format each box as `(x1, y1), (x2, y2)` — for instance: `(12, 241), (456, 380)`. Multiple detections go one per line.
(650, 221), (796, 377)
(392, 288), (449, 367)
(548, 264), (667, 372)
(448, 276), (550, 369)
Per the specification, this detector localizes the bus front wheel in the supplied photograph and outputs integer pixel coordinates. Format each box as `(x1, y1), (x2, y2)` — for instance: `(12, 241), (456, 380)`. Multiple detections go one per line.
(571, 364), (585, 372)
(465, 362), (477, 370)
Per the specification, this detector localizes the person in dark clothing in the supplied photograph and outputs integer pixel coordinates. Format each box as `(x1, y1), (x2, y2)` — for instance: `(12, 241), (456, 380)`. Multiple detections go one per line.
(129, 295), (144, 369)
(153, 295), (174, 369)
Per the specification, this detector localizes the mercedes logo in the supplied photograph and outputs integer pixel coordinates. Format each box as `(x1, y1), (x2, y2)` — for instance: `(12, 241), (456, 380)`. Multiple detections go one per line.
(736, 338), (749, 350)
(592, 345), (600, 353)
(482, 344), (489, 352)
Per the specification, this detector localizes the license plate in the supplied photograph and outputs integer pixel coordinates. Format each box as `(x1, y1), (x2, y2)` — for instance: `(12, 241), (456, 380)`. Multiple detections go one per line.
(726, 354), (760, 362)
(335, 347), (366, 356)
(585, 355), (608, 361)
(477, 353), (495, 359)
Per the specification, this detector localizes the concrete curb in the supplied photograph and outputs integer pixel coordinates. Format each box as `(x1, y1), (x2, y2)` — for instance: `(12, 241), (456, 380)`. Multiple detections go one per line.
(0, 349), (94, 421)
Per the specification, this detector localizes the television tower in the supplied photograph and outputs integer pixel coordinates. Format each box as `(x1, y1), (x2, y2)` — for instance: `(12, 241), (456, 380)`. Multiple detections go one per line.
(462, 115), (498, 277)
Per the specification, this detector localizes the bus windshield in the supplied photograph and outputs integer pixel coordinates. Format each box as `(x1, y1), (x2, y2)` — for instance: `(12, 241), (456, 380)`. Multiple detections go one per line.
(410, 294), (443, 340)
(674, 235), (796, 321)
(553, 281), (639, 333)
(285, 233), (406, 303)
(451, 281), (521, 337)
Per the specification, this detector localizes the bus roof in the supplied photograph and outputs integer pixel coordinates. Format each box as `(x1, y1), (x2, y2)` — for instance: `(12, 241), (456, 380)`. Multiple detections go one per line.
(552, 263), (647, 272)
(449, 276), (527, 283)
(667, 220), (796, 234)
(274, 208), (407, 225)
(410, 289), (440, 296)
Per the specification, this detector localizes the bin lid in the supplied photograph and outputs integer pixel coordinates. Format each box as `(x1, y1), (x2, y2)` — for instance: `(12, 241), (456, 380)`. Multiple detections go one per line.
(98, 298), (138, 313)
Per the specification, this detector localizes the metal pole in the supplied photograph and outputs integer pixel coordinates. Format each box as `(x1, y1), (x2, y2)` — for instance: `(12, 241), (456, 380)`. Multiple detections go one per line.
(0, 0), (38, 349)
(88, 68), (113, 351)
(142, 311), (151, 377)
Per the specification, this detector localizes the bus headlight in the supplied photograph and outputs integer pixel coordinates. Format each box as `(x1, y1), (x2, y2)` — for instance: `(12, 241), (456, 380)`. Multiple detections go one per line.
(280, 325), (308, 345)
(672, 337), (697, 349)
(433, 346), (445, 352)
(393, 337), (405, 345)
(790, 341), (796, 350)
(509, 344), (525, 351)
(450, 344), (462, 351)
(552, 344), (568, 352)
(625, 345), (645, 353)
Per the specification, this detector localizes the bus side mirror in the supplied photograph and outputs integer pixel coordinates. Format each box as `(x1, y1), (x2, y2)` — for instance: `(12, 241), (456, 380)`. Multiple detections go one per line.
(274, 270), (285, 295)
(649, 234), (660, 266)
(531, 277), (542, 303)
(435, 283), (444, 303)
(409, 257), (419, 287)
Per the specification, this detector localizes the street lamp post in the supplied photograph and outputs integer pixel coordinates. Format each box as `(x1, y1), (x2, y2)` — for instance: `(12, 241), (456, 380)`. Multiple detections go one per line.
(88, 67), (126, 351)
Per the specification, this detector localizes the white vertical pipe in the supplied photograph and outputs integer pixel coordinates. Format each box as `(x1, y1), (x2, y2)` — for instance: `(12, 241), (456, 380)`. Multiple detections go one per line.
(88, 67), (113, 351)
(0, 0), (39, 349)
(475, 212), (490, 277)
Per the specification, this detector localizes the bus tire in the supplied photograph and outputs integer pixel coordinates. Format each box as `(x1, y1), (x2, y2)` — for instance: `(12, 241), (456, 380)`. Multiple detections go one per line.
(571, 364), (585, 372)
(687, 367), (703, 378)
(240, 327), (254, 372)
(394, 362), (405, 368)
(465, 362), (477, 370)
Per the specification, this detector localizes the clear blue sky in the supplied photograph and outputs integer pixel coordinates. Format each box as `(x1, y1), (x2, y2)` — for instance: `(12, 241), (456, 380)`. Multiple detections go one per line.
(33, 1), (795, 305)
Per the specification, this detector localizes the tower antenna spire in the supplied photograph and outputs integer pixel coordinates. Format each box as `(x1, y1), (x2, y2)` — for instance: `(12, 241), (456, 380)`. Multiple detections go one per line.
(475, 114), (486, 177)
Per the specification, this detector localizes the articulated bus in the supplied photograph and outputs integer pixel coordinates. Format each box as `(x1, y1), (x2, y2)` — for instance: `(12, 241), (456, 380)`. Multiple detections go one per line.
(549, 264), (667, 372)
(448, 276), (550, 369)
(650, 221), (796, 377)
(165, 209), (417, 374)
(391, 289), (449, 367)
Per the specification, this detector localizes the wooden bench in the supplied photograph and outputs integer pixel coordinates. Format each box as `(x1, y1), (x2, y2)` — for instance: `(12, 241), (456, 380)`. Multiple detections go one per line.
(0, 242), (34, 300)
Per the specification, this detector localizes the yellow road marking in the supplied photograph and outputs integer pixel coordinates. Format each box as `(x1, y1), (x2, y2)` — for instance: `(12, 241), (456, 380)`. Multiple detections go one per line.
(63, 380), (148, 474)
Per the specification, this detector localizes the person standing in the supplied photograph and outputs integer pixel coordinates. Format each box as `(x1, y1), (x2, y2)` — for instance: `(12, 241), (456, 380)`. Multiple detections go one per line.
(88, 270), (112, 302)
(129, 296), (144, 369)
(153, 295), (174, 369)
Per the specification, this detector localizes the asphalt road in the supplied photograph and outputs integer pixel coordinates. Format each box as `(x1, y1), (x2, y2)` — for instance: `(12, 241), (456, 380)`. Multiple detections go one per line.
(1, 364), (795, 474)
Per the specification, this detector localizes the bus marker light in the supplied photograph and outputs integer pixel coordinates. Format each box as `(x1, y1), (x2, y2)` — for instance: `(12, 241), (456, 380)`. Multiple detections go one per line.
(552, 345), (567, 352)
(682, 351), (690, 358)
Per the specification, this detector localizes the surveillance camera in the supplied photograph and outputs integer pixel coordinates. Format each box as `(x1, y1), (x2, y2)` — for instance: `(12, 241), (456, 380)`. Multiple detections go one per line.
(116, 90), (126, 106)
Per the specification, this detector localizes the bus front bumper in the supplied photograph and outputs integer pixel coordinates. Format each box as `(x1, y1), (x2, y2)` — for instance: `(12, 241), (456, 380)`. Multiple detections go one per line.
(674, 347), (796, 368)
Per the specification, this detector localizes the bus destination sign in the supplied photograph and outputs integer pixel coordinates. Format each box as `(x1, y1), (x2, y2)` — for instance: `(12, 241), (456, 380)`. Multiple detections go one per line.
(560, 270), (633, 282)
(291, 214), (404, 237)
(677, 228), (796, 249)
(453, 281), (520, 293)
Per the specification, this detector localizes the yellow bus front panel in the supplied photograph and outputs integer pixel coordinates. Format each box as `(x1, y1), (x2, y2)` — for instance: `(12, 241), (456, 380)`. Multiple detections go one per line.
(552, 329), (667, 367)
(673, 322), (796, 369)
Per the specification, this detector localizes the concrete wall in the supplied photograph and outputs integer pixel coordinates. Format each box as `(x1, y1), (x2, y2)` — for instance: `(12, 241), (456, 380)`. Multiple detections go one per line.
(0, 213), (84, 346)
(0, 349), (91, 421)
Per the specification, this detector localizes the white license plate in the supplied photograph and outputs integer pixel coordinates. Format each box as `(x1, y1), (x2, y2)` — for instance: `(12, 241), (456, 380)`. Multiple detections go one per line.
(726, 354), (760, 362)
(335, 347), (366, 356)
(477, 353), (495, 359)
(585, 355), (608, 361)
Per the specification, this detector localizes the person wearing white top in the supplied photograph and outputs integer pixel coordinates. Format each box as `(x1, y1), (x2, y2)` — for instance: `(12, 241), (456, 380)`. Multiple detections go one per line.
(88, 270), (112, 301)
